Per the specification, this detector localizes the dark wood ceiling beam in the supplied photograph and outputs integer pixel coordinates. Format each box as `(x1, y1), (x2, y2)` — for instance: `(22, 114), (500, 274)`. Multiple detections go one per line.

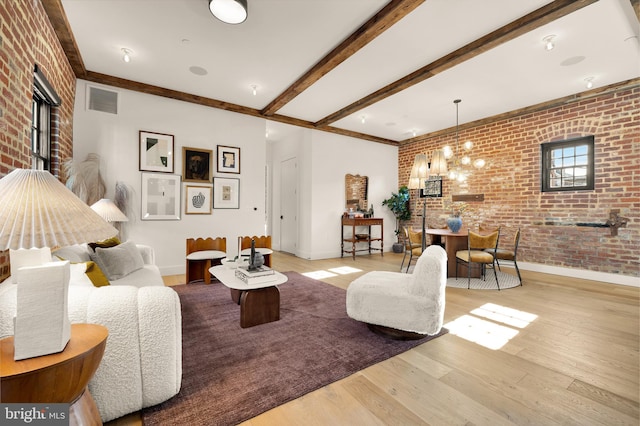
(315, 0), (598, 127)
(260, 0), (424, 116)
(41, 0), (86, 78)
(83, 72), (398, 146)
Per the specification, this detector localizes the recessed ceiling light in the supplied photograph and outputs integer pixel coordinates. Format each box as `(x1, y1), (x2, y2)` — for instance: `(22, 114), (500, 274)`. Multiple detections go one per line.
(560, 56), (585, 66)
(189, 66), (208, 76)
(251, 85), (257, 96)
(360, 115), (366, 124)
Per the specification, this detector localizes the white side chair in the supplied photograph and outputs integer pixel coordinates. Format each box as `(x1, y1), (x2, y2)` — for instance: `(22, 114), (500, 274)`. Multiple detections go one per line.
(346, 245), (447, 339)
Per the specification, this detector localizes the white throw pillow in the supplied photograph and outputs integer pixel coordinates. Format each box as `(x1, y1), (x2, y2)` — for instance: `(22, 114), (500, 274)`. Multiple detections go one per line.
(52, 244), (91, 263)
(9, 247), (52, 284)
(91, 241), (144, 281)
(68, 262), (94, 287)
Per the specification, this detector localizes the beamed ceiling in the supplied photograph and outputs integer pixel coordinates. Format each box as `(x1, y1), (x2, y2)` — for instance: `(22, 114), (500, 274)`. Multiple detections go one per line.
(46, 0), (639, 145)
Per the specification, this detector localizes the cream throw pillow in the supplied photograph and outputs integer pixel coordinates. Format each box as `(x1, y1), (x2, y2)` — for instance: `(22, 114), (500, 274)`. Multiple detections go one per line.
(91, 241), (144, 281)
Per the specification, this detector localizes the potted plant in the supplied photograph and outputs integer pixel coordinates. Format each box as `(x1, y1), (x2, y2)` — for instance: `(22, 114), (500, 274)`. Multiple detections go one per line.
(382, 186), (411, 253)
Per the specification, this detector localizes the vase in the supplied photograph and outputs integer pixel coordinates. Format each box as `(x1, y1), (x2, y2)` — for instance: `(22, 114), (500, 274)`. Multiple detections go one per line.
(446, 216), (463, 233)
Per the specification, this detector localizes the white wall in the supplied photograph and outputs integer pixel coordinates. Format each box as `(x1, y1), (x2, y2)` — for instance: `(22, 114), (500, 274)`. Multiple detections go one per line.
(74, 80), (267, 275)
(270, 129), (398, 260)
(73, 80), (399, 273)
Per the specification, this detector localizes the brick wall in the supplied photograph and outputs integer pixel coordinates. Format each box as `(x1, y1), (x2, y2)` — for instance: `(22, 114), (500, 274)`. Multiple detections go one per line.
(0, 0), (76, 281)
(400, 85), (639, 277)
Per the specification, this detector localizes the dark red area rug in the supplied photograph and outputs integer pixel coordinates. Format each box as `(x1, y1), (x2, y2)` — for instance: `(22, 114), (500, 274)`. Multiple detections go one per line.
(142, 272), (447, 426)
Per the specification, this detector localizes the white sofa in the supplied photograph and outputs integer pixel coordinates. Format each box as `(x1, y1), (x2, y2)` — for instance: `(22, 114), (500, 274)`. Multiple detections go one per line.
(0, 243), (182, 423)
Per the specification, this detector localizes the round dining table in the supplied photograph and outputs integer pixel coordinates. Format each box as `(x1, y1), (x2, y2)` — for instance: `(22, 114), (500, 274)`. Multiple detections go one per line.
(424, 228), (480, 278)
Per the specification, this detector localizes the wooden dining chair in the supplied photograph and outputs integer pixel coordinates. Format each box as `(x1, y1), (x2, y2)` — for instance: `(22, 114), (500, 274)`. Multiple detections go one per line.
(455, 230), (500, 290)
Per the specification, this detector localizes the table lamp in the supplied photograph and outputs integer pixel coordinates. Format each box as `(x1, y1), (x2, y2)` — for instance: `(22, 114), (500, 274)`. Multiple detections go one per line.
(0, 169), (118, 359)
(90, 198), (129, 223)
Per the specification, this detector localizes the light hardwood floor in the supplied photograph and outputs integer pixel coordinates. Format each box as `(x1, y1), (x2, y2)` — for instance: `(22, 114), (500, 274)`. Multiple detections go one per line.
(107, 251), (639, 426)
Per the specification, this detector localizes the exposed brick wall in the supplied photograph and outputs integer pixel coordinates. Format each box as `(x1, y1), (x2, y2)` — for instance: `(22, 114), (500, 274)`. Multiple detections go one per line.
(0, 0), (76, 281)
(401, 85), (640, 277)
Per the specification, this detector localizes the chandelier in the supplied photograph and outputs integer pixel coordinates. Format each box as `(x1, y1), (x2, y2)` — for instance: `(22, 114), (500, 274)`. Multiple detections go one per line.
(442, 99), (485, 182)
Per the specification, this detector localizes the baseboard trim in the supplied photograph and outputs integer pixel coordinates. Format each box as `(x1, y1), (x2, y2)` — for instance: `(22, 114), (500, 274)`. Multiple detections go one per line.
(503, 261), (639, 287)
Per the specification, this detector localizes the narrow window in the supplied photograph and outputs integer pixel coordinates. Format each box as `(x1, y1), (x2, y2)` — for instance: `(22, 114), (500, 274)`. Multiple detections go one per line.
(32, 65), (61, 171)
(541, 136), (595, 192)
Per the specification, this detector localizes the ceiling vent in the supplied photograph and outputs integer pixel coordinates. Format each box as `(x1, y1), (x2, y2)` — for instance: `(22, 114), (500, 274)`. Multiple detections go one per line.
(87, 85), (118, 114)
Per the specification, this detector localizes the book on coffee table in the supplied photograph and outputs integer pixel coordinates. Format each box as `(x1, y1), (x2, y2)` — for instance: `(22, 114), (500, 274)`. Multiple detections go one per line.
(237, 265), (274, 277)
(235, 268), (279, 285)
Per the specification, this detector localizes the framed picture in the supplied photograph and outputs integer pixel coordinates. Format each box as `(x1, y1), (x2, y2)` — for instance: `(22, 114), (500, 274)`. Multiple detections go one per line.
(141, 173), (181, 220)
(139, 131), (174, 173)
(213, 177), (240, 209)
(183, 147), (213, 183)
(421, 177), (443, 198)
(217, 145), (241, 174)
(185, 185), (212, 215)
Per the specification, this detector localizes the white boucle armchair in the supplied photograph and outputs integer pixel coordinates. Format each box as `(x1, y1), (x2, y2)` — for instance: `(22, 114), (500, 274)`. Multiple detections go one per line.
(346, 245), (447, 338)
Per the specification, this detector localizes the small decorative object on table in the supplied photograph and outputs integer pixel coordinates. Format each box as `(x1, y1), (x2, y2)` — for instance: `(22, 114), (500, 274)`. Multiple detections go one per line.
(447, 213), (463, 233)
(247, 239), (265, 270)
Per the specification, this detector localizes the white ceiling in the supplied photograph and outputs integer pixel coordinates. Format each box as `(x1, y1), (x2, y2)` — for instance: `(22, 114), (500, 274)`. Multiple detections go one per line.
(60, 0), (639, 142)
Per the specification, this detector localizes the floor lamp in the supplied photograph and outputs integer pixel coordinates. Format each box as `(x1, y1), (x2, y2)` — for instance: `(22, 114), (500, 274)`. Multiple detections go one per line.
(407, 154), (429, 252)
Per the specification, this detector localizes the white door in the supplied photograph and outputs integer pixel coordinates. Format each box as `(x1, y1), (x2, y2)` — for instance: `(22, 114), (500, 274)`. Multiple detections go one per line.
(280, 157), (297, 254)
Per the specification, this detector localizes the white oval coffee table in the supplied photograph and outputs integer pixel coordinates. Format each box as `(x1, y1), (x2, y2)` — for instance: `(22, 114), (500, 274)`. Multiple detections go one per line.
(210, 265), (288, 328)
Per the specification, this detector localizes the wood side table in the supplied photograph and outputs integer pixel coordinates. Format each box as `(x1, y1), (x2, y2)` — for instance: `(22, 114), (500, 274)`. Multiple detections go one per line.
(1, 323), (108, 426)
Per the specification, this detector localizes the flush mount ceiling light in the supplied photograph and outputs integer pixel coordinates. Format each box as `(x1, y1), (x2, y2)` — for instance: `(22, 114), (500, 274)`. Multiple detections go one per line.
(121, 48), (132, 63)
(542, 35), (556, 51)
(209, 0), (248, 24)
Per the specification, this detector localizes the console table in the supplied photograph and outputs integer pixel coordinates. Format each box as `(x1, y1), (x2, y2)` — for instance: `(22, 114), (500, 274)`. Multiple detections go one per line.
(341, 217), (383, 260)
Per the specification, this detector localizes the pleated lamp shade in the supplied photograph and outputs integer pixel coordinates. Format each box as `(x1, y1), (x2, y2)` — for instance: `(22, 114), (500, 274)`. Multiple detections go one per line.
(0, 169), (118, 250)
(91, 199), (129, 223)
(429, 149), (449, 177)
(407, 153), (429, 190)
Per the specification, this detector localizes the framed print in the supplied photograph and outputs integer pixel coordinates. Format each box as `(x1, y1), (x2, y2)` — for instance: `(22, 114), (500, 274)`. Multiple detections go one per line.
(213, 177), (240, 209)
(141, 173), (181, 220)
(421, 177), (443, 198)
(217, 145), (241, 174)
(183, 147), (213, 183)
(139, 131), (174, 173)
(185, 185), (212, 214)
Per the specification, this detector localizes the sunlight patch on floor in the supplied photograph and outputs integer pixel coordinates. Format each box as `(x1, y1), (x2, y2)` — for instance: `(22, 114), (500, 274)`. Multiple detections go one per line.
(471, 303), (538, 329)
(302, 266), (362, 280)
(328, 266), (362, 274)
(445, 303), (537, 350)
(303, 270), (338, 279)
